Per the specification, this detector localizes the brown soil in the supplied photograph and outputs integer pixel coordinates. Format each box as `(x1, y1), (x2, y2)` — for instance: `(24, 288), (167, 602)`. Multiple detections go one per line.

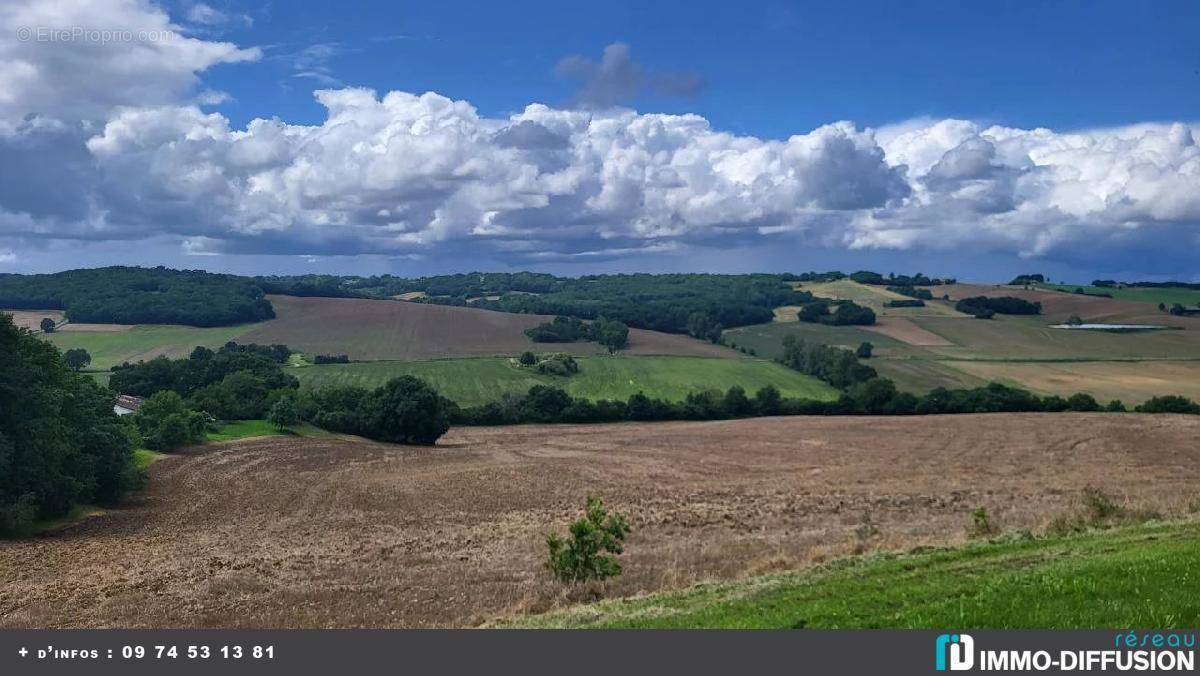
(238, 295), (733, 361)
(862, 316), (954, 346)
(3, 414), (1198, 629)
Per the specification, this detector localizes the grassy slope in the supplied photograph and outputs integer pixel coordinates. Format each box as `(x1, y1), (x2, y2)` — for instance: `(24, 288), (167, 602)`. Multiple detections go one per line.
(207, 420), (333, 442)
(291, 356), (839, 407)
(1039, 283), (1200, 308)
(722, 320), (980, 393)
(500, 521), (1200, 629)
(46, 324), (257, 370)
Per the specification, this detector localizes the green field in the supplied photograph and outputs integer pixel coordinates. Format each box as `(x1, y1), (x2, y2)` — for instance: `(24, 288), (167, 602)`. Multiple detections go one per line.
(46, 324), (257, 371)
(499, 520), (1200, 629)
(1039, 283), (1200, 308)
(291, 355), (839, 406)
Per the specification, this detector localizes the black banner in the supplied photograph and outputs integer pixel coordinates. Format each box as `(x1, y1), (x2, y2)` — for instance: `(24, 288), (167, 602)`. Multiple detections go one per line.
(1, 630), (1196, 675)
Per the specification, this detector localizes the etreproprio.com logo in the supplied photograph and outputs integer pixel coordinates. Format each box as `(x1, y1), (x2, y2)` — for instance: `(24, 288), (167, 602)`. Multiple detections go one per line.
(935, 633), (1196, 672)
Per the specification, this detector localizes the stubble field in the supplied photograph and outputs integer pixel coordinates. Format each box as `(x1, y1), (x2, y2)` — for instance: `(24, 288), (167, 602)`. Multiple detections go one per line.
(3, 413), (1198, 629)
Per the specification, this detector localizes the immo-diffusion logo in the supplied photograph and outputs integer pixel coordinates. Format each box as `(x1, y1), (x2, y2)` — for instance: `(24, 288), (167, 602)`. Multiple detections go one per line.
(935, 633), (975, 671)
(933, 631), (1196, 672)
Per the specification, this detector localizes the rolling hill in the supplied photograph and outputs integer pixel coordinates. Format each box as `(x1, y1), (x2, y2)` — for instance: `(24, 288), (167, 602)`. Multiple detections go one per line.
(291, 355), (838, 406)
(239, 295), (735, 361)
(725, 279), (1200, 402)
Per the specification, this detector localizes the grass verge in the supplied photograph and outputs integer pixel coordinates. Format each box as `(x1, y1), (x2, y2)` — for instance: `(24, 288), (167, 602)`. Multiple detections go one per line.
(496, 520), (1200, 629)
(133, 448), (165, 471)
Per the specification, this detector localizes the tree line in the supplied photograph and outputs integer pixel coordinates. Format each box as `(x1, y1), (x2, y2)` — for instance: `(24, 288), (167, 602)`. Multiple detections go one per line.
(397, 273), (811, 335)
(1, 314), (140, 535)
(955, 295), (1042, 318)
(0, 267), (275, 327)
(3, 267), (972, 335)
(525, 316), (629, 352)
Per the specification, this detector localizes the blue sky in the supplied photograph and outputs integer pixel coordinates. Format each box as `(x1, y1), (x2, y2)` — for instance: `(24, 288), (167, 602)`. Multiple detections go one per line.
(1, 0), (1198, 281)
(202, 0), (1199, 136)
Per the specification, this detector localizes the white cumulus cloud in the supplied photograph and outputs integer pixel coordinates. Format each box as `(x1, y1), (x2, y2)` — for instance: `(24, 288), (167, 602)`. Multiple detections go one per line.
(0, 0), (1197, 276)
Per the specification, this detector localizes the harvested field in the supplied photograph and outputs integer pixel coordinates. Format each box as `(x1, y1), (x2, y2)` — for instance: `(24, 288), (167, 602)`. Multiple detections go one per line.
(1039, 283), (1200, 309)
(238, 295), (734, 361)
(3, 309), (63, 330)
(871, 358), (985, 392)
(936, 283), (1194, 327)
(948, 359), (1200, 404)
(862, 316), (953, 346)
(3, 414), (1199, 629)
(912, 315), (1200, 360)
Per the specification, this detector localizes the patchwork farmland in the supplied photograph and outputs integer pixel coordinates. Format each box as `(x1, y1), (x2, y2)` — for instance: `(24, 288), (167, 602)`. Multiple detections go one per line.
(725, 279), (1200, 403)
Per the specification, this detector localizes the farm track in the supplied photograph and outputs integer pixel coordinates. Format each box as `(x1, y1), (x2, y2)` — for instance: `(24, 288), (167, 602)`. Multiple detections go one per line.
(3, 413), (1200, 628)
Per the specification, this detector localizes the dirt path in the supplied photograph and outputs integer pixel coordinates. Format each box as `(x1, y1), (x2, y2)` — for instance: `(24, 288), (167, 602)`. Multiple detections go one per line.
(3, 414), (1199, 628)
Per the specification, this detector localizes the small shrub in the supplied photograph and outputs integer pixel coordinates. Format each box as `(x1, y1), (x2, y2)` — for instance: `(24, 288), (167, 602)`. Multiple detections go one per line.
(1047, 485), (1161, 535)
(0, 493), (38, 537)
(546, 496), (631, 583)
(1081, 486), (1122, 521)
(967, 506), (997, 538)
(534, 353), (579, 376)
(853, 510), (880, 552)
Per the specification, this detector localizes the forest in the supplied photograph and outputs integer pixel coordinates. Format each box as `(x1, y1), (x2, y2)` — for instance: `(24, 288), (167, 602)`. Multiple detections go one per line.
(0, 267), (275, 327)
(396, 273), (812, 334)
(0, 314), (139, 535)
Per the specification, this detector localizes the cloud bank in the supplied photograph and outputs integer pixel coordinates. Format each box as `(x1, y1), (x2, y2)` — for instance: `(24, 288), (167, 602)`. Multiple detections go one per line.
(1, 0), (1197, 276)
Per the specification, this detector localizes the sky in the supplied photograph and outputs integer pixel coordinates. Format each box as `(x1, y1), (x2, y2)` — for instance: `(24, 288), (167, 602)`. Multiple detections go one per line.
(1, 0), (1198, 281)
